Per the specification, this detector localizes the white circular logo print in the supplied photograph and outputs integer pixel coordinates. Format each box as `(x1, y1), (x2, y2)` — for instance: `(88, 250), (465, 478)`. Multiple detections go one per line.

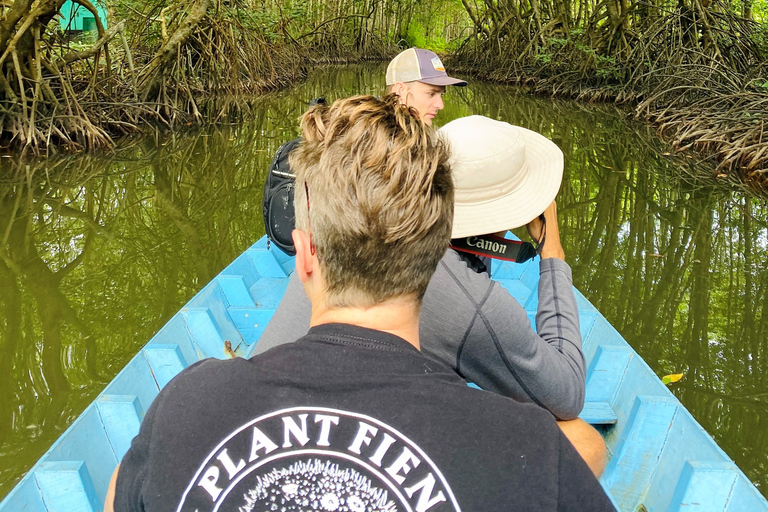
(240, 459), (397, 512)
(176, 407), (461, 512)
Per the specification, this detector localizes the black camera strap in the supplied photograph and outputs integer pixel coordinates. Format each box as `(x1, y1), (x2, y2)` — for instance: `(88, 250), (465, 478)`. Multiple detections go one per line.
(450, 215), (546, 264)
(450, 235), (538, 263)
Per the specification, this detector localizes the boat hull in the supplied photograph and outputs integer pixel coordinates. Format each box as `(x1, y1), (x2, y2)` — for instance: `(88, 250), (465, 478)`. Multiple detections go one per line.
(2, 236), (766, 511)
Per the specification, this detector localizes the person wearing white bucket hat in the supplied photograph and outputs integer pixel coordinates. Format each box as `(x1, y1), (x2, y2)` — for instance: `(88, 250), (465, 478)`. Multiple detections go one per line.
(436, 115), (604, 474)
(257, 114), (606, 477)
(445, 115), (563, 242)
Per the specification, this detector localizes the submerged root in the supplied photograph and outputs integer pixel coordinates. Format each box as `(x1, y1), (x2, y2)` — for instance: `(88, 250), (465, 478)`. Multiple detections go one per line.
(637, 86), (768, 194)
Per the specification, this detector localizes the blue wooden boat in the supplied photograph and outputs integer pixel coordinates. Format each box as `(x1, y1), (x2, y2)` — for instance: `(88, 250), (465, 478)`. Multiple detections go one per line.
(2, 235), (767, 512)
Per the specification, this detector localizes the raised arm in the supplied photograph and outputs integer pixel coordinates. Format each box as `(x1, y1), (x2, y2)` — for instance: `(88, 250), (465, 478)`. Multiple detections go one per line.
(419, 250), (585, 419)
(419, 201), (586, 420)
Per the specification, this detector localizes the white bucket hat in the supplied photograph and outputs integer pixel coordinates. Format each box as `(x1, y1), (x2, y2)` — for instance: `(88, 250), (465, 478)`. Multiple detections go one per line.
(439, 115), (564, 239)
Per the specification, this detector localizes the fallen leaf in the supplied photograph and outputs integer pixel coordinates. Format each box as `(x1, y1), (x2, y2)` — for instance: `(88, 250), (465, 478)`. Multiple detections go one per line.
(662, 373), (684, 385)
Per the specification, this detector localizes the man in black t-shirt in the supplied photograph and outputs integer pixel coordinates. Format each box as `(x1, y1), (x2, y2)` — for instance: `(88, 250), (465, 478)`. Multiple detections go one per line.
(106, 95), (616, 512)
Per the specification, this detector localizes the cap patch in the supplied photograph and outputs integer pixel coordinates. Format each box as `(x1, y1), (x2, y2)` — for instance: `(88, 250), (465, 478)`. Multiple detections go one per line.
(431, 56), (445, 72)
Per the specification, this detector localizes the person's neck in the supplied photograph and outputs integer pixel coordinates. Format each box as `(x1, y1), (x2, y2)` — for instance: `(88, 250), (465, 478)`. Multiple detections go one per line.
(309, 298), (421, 350)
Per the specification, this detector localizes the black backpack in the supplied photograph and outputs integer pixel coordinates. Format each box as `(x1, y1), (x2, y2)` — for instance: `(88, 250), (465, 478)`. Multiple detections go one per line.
(262, 137), (301, 255)
(262, 98), (326, 255)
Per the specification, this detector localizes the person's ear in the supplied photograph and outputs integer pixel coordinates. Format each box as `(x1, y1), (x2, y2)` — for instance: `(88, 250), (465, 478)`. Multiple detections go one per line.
(292, 229), (315, 284)
(391, 82), (408, 101)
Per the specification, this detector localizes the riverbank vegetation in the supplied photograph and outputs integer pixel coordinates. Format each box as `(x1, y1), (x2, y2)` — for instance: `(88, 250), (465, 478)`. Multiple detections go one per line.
(2, 0), (768, 191)
(449, 0), (768, 191)
(0, 0), (468, 155)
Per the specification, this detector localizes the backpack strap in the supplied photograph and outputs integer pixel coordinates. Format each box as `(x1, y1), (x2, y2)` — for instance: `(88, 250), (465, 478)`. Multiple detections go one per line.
(261, 99), (328, 255)
(262, 138), (302, 255)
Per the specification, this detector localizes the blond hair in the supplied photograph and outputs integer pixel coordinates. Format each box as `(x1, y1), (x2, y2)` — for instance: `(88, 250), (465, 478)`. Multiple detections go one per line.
(290, 94), (453, 309)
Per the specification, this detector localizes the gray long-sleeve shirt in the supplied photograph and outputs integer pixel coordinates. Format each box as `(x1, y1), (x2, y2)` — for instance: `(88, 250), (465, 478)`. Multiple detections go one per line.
(255, 249), (585, 420)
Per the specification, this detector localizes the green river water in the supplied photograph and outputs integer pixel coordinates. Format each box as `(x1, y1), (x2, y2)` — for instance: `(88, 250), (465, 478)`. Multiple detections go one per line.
(0, 63), (766, 500)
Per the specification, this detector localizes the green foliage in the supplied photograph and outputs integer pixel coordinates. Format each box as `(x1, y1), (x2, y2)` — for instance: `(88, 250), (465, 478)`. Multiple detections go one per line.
(111, 0), (164, 49)
(535, 46), (553, 64)
(548, 37), (569, 48)
(573, 41), (623, 82)
(748, 22), (768, 56)
(286, 0), (309, 20)
(751, 0), (768, 21)
(536, 38), (568, 65)
(402, 1), (471, 52)
(244, 8), (281, 40)
(105, 0), (472, 62)
(406, 21), (428, 48)
(533, 36), (623, 82)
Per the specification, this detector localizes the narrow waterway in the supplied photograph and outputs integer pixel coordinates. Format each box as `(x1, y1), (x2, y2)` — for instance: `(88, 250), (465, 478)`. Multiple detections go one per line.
(0, 63), (766, 500)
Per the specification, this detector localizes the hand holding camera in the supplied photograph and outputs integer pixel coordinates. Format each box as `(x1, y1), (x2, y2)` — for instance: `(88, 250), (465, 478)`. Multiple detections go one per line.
(527, 200), (565, 260)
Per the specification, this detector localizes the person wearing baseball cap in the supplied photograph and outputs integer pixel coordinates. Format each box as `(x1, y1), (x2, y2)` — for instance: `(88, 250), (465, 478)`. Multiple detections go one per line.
(386, 47), (467, 125)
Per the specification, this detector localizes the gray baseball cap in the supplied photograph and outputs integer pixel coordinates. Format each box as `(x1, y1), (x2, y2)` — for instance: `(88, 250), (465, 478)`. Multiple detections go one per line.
(386, 48), (467, 87)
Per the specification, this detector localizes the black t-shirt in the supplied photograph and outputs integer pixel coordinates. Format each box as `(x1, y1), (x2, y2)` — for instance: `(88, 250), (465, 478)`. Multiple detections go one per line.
(115, 323), (615, 512)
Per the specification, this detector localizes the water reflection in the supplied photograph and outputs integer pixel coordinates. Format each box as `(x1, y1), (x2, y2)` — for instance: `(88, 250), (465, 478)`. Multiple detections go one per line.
(0, 64), (765, 499)
(0, 128), (272, 496)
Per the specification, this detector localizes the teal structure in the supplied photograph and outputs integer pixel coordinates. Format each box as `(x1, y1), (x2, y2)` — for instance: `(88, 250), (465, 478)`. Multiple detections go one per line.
(59, 0), (108, 32)
(1, 234), (767, 511)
